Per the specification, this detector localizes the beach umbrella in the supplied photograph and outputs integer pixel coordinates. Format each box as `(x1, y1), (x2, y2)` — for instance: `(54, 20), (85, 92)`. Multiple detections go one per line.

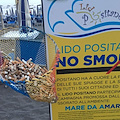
(0, 6), (3, 14)
(0, 7), (5, 29)
(9, 9), (12, 16)
(15, 10), (17, 16)
(37, 5), (41, 15)
(11, 7), (14, 16)
(33, 9), (36, 16)
(6, 10), (9, 15)
(17, 0), (31, 32)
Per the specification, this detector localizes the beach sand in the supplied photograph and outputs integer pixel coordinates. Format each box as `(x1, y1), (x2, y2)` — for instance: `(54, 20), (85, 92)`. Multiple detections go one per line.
(0, 82), (50, 120)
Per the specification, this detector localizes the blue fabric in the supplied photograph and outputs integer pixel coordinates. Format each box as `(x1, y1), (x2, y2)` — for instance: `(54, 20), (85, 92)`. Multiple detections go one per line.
(19, 40), (46, 66)
(0, 79), (29, 97)
(7, 21), (15, 24)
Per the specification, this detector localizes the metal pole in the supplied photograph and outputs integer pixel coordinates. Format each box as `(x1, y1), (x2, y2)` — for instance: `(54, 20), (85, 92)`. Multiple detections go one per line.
(15, 0), (20, 27)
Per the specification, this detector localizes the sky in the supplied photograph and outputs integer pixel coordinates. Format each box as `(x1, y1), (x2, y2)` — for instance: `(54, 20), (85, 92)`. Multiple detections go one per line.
(0, 0), (41, 6)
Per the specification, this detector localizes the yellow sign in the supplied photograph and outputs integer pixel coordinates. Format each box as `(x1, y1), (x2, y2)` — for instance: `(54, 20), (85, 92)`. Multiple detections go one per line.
(49, 32), (120, 120)
(42, 0), (120, 119)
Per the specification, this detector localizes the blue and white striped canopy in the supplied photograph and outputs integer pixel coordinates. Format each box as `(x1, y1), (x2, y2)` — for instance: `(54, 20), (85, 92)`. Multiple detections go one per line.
(18, 0), (31, 32)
